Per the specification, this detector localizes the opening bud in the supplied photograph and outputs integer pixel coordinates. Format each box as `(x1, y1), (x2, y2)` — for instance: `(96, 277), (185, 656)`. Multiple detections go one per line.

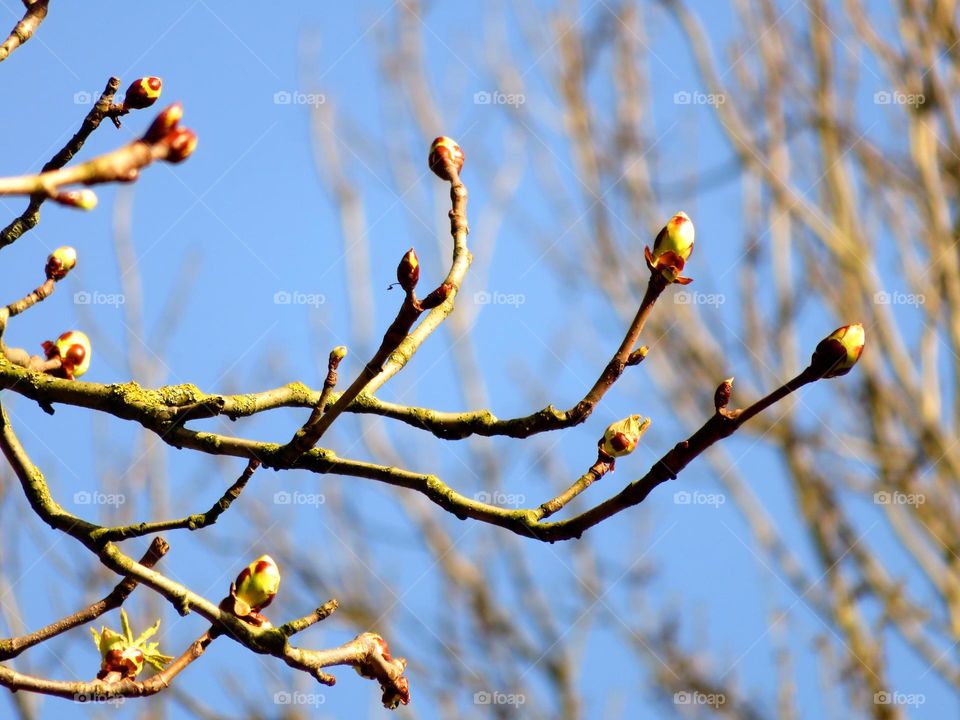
(42, 330), (91, 379)
(90, 609), (172, 682)
(122, 76), (163, 110)
(810, 323), (865, 378)
(645, 211), (695, 284)
(600, 415), (651, 458)
(45, 246), (77, 281)
(428, 136), (464, 181)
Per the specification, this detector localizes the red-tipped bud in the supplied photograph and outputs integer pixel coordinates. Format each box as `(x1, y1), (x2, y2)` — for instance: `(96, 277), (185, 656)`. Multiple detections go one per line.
(645, 211), (695, 284)
(714, 377), (734, 411)
(122, 76), (163, 110)
(428, 136), (464, 181)
(397, 248), (420, 293)
(233, 554), (280, 615)
(45, 246), (77, 281)
(810, 323), (865, 378)
(419, 282), (453, 310)
(163, 127), (198, 163)
(42, 330), (91, 380)
(52, 189), (98, 210)
(142, 102), (183, 143)
(600, 415), (651, 458)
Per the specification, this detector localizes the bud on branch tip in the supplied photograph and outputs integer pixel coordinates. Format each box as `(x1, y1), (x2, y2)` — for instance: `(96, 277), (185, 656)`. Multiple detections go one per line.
(122, 76), (163, 111)
(810, 323), (865, 378)
(52, 189), (97, 210)
(229, 554), (281, 626)
(645, 211), (695, 284)
(600, 415), (651, 459)
(45, 246), (77, 281)
(428, 136), (464, 181)
(397, 248), (420, 293)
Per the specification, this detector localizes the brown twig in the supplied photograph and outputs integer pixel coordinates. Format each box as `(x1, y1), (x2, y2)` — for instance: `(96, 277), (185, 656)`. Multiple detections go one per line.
(0, 0), (48, 64)
(0, 77), (121, 250)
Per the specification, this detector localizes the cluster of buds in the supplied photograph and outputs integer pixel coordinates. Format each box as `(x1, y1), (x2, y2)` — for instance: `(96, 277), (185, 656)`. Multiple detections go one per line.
(810, 323), (865, 378)
(142, 102), (198, 164)
(599, 414), (651, 461)
(225, 554), (281, 627)
(90, 609), (172, 682)
(428, 136), (464, 181)
(45, 246), (77, 281)
(645, 211), (695, 284)
(122, 76), (163, 111)
(41, 330), (91, 380)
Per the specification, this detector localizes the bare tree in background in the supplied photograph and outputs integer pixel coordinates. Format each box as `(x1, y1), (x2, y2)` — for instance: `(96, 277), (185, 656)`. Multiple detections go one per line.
(0, 1), (954, 719)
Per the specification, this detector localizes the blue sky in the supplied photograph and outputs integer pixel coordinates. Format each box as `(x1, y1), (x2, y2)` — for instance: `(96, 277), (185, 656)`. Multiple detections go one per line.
(0, 1), (950, 718)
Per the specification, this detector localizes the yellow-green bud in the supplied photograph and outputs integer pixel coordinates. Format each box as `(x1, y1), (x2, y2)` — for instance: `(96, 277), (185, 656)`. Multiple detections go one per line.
(600, 415), (651, 458)
(233, 554), (280, 613)
(645, 211), (695, 284)
(42, 330), (91, 380)
(811, 323), (865, 378)
(45, 246), (77, 281)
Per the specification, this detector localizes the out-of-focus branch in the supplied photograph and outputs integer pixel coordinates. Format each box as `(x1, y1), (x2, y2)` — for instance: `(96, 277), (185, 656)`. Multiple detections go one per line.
(0, 0), (48, 63)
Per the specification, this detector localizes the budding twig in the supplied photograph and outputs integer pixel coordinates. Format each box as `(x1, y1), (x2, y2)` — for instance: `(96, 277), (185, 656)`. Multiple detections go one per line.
(91, 460), (261, 543)
(0, 538), (168, 661)
(0, 77), (120, 250)
(0, 103), (196, 206)
(277, 256), (451, 465)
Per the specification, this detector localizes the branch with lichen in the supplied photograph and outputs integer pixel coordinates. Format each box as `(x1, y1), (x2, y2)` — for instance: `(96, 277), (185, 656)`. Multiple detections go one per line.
(0, 402), (410, 707)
